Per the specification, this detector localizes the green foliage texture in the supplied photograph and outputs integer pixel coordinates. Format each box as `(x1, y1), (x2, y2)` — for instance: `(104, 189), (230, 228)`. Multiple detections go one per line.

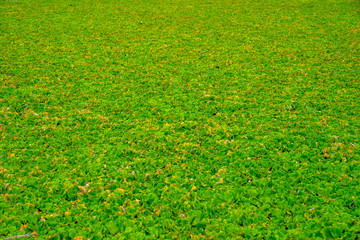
(1, 0), (360, 239)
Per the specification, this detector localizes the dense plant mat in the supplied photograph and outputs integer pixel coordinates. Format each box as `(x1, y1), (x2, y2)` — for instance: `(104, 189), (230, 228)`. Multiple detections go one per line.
(1, 0), (360, 239)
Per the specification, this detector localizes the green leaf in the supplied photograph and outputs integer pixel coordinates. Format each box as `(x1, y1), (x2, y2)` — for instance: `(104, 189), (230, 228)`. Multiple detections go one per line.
(106, 221), (119, 236)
